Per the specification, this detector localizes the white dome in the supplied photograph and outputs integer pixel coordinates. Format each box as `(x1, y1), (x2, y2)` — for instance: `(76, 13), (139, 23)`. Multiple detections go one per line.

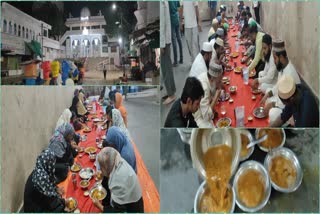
(80, 7), (91, 18)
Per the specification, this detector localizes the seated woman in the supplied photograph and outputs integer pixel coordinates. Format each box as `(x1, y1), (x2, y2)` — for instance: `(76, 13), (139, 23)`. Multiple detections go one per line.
(103, 126), (136, 172)
(56, 109), (82, 148)
(70, 89), (89, 123)
(115, 92), (128, 127)
(48, 123), (76, 183)
(92, 147), (144, 213)
(105, 106), (130, 140)
(24, 149), (68, 212)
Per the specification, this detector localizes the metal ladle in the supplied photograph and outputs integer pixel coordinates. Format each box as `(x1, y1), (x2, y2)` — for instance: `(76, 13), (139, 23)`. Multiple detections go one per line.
(246, 134), (268, 149)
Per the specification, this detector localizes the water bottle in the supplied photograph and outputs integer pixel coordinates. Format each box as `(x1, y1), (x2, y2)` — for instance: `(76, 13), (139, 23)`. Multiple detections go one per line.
(243, 67), (249, 85)
(93, 101), (96, 113)
(220, 90), (226, 101)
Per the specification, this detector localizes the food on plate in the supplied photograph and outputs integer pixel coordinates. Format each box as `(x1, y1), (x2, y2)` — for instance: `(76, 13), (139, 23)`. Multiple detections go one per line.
(91, 189), (106, 201)
(248, 116), (253, 121)
(80, 180), (89, 188)
(66, 198), (77, 210)
(71, 164), (81, 172)
(85, 147), (97, 154)
(234, 66), (242, 73)
(231, 52), (239, 58)
(217, 118), (231, 128)
(237, 169), (265, 208)
(83, 127), (91, 133)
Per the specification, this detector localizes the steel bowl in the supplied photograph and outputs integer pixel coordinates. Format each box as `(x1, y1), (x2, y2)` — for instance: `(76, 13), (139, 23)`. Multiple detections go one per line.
(239, 129), (255, 161)
(264, 147), (303, 193)
(253, 107), (266, 119)
(65, 197), (78, 212)
(190, 129), (241, 180)
(176, 128), (193, 144)
(229, 86), (237, 93)
(217, 117), (232, 128)
(255, 128), (286, 152)
(79, 179), (90, 189)
(194, 181), (235, 213)
(79, 167), (95, 180)
(233, 161), (271, 212)
(89, 184), (107, 201)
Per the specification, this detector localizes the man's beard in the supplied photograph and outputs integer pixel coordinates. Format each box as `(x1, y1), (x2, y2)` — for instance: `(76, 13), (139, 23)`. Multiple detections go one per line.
(264, 50), (271, 63)
(205, 60), (210, 69)
(276, 62), (283, 71)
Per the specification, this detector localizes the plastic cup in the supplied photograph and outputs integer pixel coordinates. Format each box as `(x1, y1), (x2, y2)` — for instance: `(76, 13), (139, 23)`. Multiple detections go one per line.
(243, 67), (249, 85)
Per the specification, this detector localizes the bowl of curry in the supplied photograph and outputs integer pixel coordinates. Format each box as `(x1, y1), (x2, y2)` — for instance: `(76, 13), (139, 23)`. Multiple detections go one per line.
(233, 161), (271, 212)
(194, 181), (235, 213)
(264, 147), (303, 193)
(239, 129), (254, 161)
(255, 128), (286, 152)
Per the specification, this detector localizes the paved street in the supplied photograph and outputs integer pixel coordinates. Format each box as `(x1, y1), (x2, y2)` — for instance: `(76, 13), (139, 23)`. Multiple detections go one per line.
(161, 21), (212, 126)
(124, 91), (160, 190)
(82, 69), (148, 85)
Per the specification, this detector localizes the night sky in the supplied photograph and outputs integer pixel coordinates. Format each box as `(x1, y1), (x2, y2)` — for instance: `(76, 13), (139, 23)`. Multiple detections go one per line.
(3, 1), (137, 38)
(4, 1), (137, 21)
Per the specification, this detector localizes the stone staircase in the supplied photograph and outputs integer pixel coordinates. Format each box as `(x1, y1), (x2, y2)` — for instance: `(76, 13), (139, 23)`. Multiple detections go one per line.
(85, 57), (119, 72)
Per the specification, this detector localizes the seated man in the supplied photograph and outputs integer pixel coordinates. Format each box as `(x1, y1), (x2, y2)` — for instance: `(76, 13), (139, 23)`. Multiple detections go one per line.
(189, 42), (212, 77)
(270, 75), (319, 128)
(208, 18), (219, 40)
(260, 39), (301, 125)
(193, 61), (223, 128)
(247, 22), (265, 75)
(164, 77), (204, 128)
(251, 34), (278, 93)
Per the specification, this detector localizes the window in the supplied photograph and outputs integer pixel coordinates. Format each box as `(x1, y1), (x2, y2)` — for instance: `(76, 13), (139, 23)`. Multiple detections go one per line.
(3, 20), (7, 32)
(18, 25), (21, 37)
(102, 47), (108, 53)
(26, 28), (29, 39)
(91, 25), (100, 29)
(72, 26), (80, 30)
(14, 23), (17, 35)
(22, 27), (25, 38)
(111, 46), (117, 53)
(9, 21), (13, 34)
(102, 35), (108, 44)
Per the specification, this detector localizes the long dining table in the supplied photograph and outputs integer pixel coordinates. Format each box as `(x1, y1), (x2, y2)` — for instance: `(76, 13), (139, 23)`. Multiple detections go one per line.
(213, 20), (269, 128)
(58, 109), (160, 212)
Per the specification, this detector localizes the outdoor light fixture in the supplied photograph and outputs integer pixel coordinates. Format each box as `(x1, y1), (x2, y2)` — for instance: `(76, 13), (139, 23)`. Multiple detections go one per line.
(112, 3), (116, 10)
(118, 37), (122, 44)
(81, 16), (89, 21)
(82, 27), (88, 35)
(115, 21), (120, 25)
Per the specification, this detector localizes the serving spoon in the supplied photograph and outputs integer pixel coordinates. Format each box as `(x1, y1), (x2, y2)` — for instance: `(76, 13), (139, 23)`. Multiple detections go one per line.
(246, 134), (268, 149)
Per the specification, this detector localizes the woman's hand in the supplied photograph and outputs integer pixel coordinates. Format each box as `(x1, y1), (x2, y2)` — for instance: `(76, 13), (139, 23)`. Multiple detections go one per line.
(92, 198), (103, 211)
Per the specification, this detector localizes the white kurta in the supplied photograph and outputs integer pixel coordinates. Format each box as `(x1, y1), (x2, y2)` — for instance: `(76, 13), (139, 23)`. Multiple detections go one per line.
(193, 72), (215, 128)
(266, 61), (301, 124)
(258, 51), (278, 93)
(189, 53), (208, 77)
